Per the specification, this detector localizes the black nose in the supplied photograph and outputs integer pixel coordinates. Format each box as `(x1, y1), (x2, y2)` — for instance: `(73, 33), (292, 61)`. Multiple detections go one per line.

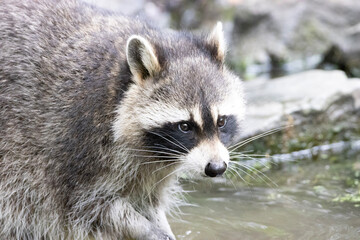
(205, 162), (227, 177)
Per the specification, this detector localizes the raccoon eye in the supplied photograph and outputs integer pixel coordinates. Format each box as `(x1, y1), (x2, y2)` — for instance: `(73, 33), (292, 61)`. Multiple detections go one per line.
(217, 116), (227, 128)
(178, 122), (190, 133)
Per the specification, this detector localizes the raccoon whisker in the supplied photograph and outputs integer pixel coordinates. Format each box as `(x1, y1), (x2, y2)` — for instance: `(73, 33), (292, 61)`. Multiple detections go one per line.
(132, 155), (181, 159)
(226, 174), (238, 189)
(141, 145), (185, 156)
(228, 166), (253, 187)
(229, 161), (258, 182)
(230, 153), (278, 167)
(148, 131), (184, 150)
(151, 144), (185, 155)
(228, 125), (291, 152)
(248, 165), (277, 187)
(230, 153), (274, 160)
(222, 168), (238, 189)
(123, 148), (181, 157)
(230, 153), (271, 157)
(231, 161), (265, 177)
(228, 149), (256, 155)
(157, 132), (189, 153)
(231, 161), (278, 187)
(230, 154), (268, 162)
(149, 167), (183, 197)
(226, 165), (251, 185)
(232, 158), (271, 170)
(229, 154), (255, 159)
(229, 155), (260, 161)
(153, 161), (179, 173)
(141, 159), (180, 165)
(229, 157), (270, 165)
(158, 132), (190, 153)
(137, 154), (182, 158)
(228, 127), (284, 152)
(148, 131), (189, 153)
(119, 88), (127, 93)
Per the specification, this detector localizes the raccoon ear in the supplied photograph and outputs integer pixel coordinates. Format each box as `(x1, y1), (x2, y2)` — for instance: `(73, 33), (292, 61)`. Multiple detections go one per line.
(206, 21), (226, 65)
(126, 35), (161, 83)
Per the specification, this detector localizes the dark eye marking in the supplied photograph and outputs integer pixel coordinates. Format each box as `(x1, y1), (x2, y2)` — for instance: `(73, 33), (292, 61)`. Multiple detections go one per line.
(144, 121), (199, 153)
(218, 115), (239, 146)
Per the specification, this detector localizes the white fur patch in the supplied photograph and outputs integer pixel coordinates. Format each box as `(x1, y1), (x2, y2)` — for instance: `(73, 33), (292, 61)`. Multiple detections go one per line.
(137, 104), (190, 129)
(182, 140), (229, 177)
(218, 94), (245, 120)
(210, 105), (219, 126)
(191, 106), (203, 129)
(218, 72), (246, 121)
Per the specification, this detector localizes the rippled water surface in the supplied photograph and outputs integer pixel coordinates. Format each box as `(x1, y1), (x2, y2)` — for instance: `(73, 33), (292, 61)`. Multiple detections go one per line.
(170, 155), (360, 240)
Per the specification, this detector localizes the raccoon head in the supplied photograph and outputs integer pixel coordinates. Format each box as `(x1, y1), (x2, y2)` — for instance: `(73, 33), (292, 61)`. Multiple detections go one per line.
(113, 22), (245, 178)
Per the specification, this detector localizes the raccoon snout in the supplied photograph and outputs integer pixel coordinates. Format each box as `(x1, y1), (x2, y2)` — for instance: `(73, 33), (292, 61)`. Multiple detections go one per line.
(204, 161), (227, 177)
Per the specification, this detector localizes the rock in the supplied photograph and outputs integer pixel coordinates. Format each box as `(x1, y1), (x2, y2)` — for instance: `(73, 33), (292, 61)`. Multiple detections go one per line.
(242, 70), (360, 141)
(228, 0), (360, 78)
(320, 30), (360, 77)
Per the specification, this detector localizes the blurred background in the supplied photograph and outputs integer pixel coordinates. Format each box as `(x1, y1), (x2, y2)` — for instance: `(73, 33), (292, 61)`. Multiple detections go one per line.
(83, 0), (360, 239)
(84, 0), (360, 80)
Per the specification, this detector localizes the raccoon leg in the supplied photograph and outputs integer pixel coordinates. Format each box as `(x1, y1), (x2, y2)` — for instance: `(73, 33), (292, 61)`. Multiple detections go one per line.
(104, 199), (175, 240)
(150, 208), (175, 240)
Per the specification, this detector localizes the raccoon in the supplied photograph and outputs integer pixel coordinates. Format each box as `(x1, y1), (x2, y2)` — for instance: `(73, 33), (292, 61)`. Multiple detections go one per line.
(0, 0), (245, 239)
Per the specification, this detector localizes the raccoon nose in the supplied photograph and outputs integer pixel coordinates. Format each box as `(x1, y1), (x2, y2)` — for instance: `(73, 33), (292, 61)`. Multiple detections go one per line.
(205, 161), (227, 177)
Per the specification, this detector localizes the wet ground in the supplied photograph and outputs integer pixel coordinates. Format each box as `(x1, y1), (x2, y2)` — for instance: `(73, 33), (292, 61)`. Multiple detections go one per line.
(170, 154), (360, 240)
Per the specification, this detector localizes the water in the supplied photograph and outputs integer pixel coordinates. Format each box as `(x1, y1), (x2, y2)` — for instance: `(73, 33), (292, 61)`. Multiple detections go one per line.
(170, 154), (360, 240)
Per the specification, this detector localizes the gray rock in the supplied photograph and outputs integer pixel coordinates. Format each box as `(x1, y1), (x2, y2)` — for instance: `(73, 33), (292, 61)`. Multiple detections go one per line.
(320, 26), (360, 77)
(242, 70), (360, 138)
(229, 0), (360, 78)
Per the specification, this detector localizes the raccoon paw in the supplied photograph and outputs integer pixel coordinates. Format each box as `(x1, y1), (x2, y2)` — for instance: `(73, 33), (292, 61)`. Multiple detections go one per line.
(146, 228), (175, 240)
(158, 233), (175, 240)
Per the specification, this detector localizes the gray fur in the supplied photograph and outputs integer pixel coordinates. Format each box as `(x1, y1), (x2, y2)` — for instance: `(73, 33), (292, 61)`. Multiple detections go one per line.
(0, 0), (245, 239)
